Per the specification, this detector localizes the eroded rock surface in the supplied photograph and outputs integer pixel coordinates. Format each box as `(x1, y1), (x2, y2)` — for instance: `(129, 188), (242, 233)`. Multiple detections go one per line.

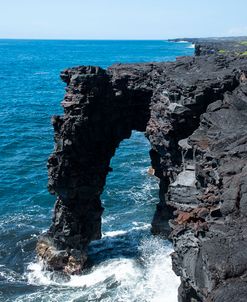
(37, 45), (247, 301)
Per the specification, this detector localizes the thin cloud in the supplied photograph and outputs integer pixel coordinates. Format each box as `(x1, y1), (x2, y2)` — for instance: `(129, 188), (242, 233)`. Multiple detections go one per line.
(227, 26), (247, 36)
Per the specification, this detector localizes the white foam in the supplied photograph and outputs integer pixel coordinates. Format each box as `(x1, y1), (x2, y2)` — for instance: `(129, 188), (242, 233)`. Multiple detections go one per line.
(0, 266), (20, 283)
(102, 230), (127, 237)
(26, 237), (179, 302)
(138, 237), (180, 302)
(27, 262), (58, 286)
(116, 179), (158, 205)
(102, 215), (116, 224)
(69, 258), (139, 288)
(102, 223), (150, 238)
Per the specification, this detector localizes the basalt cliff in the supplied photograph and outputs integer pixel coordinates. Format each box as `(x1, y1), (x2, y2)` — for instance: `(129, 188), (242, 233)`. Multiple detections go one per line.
(37, 39), (247, 302)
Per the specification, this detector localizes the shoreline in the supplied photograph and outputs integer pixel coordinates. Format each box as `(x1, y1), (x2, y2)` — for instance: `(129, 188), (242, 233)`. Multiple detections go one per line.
(36, 37), (247, 301)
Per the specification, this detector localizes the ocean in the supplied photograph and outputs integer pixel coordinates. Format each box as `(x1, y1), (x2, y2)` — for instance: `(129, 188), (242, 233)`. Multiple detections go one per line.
(0, 40), (194, 302)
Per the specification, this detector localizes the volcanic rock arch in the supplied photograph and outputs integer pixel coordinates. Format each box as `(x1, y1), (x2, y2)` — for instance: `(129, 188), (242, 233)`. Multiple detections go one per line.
(37, 65), (156, 273)
(37, 54), (247, 301)
(37, 60), (219, 272)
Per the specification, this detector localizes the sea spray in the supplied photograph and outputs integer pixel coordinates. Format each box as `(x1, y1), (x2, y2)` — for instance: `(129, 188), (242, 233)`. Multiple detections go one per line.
(0, 40), (193, 301)
(26, 235), (179, 302)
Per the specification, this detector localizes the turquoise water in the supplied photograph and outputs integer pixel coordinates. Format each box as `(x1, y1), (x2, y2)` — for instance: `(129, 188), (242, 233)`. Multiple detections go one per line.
(0, 40), (194, 301)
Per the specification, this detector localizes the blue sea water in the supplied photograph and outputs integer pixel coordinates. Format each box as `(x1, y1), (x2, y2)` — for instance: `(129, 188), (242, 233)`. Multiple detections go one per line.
(0, 40), (194, 302)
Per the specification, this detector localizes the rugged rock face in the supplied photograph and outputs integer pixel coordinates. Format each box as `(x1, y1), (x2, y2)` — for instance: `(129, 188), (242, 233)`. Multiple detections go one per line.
(37, 65), (153, 273)
(37, 44), (247, 301)
(172, 70), (247, 302)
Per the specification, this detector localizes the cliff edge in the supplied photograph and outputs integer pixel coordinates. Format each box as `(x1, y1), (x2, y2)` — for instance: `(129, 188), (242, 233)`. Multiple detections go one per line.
(37, 40), (247, 301)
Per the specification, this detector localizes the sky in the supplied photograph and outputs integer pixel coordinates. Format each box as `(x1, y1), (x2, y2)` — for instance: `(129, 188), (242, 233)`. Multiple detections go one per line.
(0, 0), (247, 39)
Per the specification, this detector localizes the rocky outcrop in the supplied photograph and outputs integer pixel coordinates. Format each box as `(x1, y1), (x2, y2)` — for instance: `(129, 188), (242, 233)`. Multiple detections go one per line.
(171, 70), (247, 302)
(169, 37), (247, 56)
(37, 44), (247, 301)
(37, 65), (153, 273)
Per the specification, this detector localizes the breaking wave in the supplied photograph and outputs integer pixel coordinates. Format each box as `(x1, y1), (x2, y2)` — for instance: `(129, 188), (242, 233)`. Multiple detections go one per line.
(25, 236), (179, 302)
(0, 40), (193, 301)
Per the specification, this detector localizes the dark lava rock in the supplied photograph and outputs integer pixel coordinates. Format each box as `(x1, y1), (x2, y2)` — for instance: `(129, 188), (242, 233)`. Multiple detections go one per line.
(169, 36), (247, 56)
(37, 41), (247, 301)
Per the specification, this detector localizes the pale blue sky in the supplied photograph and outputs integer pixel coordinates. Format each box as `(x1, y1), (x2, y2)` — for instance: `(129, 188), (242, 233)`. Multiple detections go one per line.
(0, 0), (247, 39)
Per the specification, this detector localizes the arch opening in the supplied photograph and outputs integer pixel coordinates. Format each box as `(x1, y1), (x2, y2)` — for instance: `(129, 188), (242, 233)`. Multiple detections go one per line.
(101, 131), (158, 235)
(87, 131), (159, 263)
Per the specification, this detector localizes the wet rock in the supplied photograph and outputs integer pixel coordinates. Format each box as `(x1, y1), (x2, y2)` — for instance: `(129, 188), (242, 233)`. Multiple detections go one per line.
(36, 238), (87, 274)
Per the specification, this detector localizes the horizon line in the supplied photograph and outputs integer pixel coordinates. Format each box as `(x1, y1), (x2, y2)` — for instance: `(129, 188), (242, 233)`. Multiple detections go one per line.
(0, 38), (171, 41)
(0, 35), (246, 41)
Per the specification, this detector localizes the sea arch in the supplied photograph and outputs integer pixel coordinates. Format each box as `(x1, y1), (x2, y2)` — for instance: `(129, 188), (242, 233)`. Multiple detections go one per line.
(37, 65), (158, 273)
